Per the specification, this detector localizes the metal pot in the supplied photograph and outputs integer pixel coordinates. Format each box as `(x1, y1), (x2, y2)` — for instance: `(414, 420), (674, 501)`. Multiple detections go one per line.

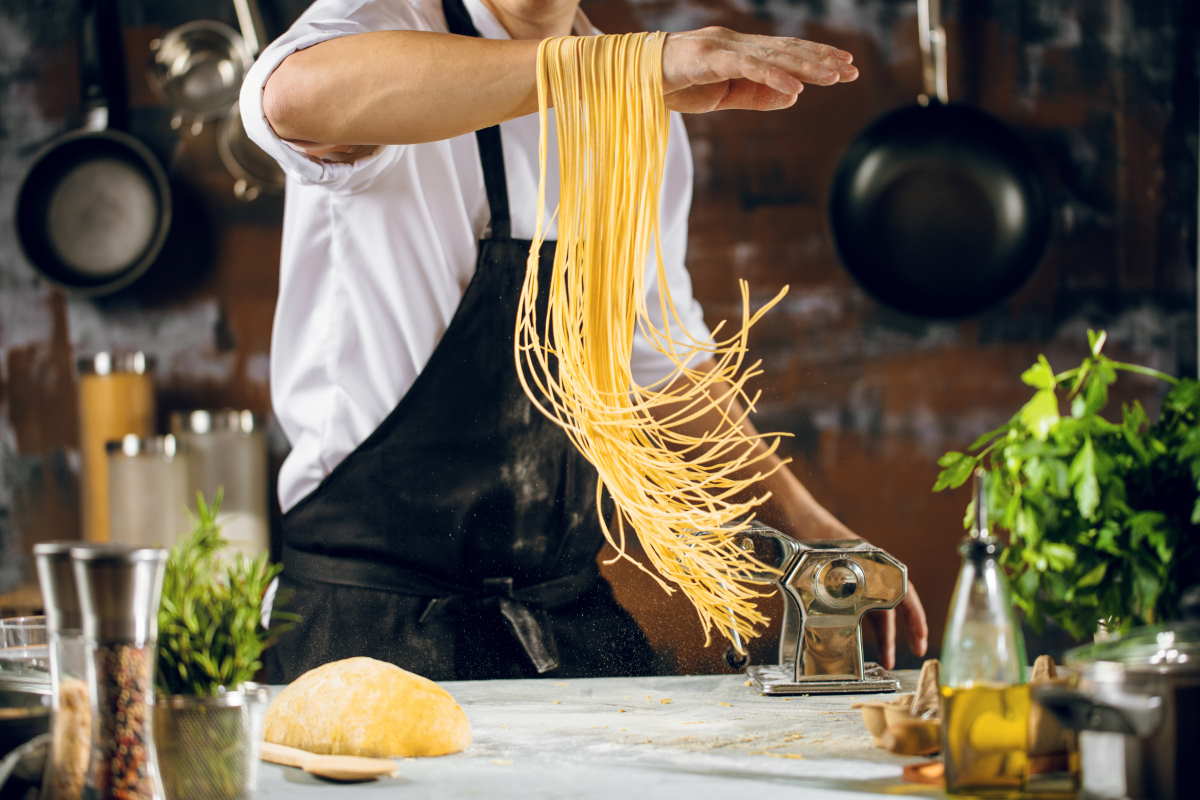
(1033, 621), (1200, 800)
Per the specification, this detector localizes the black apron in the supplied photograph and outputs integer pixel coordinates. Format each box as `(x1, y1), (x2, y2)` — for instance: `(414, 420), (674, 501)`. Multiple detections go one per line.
(263, 0), (659, 684)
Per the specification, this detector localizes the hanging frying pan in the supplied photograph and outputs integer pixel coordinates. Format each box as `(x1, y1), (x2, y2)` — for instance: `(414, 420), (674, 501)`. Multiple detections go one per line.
(828, 0), (1050, 319)
(15, 0), (171, 297)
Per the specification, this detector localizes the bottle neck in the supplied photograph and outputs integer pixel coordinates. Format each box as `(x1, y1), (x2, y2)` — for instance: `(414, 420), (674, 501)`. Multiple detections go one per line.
(960, 535), (1000, 562)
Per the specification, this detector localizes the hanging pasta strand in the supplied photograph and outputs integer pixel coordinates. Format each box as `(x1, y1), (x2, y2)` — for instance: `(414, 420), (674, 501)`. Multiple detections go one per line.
(516, 32), (791, 649)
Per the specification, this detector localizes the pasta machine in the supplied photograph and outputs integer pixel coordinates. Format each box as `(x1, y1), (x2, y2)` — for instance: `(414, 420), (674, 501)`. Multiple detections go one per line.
(729, 524), (908, 695)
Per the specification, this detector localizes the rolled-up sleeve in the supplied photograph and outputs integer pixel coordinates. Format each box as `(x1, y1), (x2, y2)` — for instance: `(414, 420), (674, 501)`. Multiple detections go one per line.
(630, 113), (715, 387)
(238, 0), (430, 191)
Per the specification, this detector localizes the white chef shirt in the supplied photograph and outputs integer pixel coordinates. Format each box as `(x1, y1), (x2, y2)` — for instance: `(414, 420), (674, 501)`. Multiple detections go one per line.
(241, 0), (712, 512)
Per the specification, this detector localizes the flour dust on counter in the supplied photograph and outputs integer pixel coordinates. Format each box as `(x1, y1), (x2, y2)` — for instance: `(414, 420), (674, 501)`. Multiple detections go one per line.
(254, 672), (936, 799)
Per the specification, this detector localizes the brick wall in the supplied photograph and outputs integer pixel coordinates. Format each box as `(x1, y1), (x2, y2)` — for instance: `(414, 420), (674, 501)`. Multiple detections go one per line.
(1, 0), (1195, 674)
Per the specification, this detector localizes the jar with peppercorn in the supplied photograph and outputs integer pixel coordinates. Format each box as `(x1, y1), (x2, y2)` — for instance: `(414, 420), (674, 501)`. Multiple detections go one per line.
(71, 544), (167, 800)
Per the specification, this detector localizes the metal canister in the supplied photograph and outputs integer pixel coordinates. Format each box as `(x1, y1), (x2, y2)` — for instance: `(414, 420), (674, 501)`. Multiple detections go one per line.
(169, 410), (269, 559)
(71, 544), (167, 800)
(77, 352), (156, 542)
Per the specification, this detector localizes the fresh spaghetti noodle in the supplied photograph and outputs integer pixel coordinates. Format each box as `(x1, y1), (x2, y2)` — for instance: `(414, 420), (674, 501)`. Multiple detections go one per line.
(516, 32), (789, 648)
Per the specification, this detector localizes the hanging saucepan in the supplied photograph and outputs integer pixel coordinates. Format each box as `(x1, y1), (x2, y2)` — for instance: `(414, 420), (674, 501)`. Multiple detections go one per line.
(217, 0), (284, 201)
(15, 0), (171, 297)
(148, 19), (251, 135)
(828, 0), (1050, 319)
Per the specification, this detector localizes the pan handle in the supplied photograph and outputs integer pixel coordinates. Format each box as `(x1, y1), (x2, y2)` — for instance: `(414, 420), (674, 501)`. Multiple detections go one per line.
(917, 0), (948, 105)
(78, 0), (128, 131)
(233, 0), (269, 59)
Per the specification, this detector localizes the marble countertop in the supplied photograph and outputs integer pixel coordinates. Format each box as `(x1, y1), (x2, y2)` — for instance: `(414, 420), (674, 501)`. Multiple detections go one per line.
(257, 669), (945, 799)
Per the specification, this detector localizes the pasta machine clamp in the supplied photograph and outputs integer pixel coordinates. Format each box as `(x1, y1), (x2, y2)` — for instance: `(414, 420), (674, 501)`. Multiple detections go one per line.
(732, 525), (908, 695)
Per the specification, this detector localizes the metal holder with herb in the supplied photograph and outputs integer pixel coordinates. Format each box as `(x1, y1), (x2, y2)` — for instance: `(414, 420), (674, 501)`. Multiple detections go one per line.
(153, 493), (296, 800)
(934, 330), (1200, 638)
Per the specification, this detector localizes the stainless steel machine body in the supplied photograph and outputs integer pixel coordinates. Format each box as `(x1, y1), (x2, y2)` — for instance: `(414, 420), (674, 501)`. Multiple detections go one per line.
(733, 526), (908, 695)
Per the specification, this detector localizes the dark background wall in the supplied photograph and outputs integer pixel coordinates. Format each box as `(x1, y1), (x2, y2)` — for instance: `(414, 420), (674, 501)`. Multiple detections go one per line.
(1, 0), (1196, 674)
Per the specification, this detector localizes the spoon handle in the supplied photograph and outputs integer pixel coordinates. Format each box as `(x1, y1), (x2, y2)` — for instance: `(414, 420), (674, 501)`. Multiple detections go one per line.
(260, 741), (311, 769)
(260, 740), (399, 780)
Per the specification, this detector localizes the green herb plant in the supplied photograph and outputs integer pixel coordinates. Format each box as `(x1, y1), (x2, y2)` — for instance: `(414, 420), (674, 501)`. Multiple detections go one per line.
(156, 492), (298, 696)
(934, 331), (1200, 639)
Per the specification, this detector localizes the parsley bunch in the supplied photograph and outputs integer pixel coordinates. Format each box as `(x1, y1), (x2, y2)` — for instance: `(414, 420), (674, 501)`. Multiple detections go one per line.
(156, 492), (298, 696)
(935, 331), (1200, 638)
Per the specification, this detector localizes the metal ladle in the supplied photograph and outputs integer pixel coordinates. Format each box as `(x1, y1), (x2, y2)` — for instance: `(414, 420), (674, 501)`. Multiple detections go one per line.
(149, 19), (251, 135)
(217, 0), (284, 201)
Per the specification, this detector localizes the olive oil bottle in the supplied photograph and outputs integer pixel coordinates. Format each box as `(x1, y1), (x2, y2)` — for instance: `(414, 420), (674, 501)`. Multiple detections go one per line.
(940, 470), (1029, 795)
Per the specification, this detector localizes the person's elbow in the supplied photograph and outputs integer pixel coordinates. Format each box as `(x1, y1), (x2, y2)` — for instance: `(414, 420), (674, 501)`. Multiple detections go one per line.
(262, 55), (315, 142)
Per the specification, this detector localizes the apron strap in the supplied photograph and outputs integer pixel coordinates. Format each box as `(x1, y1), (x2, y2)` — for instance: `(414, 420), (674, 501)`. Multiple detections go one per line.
(282, 545), (599, 674)
(443, 0), (512, 240)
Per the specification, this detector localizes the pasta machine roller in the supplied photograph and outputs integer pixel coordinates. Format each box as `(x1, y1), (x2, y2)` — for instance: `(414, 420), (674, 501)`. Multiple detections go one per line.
(731, 524), (907, 695)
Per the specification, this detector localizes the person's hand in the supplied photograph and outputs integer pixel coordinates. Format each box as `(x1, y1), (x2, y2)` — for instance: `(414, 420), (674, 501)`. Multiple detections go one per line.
(661, 27), (859, 113)
(865, 578), (929, 670)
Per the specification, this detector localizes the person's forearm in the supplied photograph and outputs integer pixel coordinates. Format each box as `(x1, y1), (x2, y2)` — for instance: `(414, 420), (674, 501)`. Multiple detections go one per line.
(264, 32), (542, 146)
(644, 360), (858, 542)
(263, 27), (861, 147)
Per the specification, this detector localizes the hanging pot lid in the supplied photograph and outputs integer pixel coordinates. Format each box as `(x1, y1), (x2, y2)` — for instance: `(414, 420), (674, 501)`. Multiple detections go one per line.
(1066, 621), (1200, 675)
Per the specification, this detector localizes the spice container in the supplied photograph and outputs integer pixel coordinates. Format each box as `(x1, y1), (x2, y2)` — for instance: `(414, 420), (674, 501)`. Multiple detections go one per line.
(72, 544), (167, 800)
(35, 542), (92, 800)
(107, 435), (191, 549)
(169, 410), (269, 560)
(78, 352), (156, 542)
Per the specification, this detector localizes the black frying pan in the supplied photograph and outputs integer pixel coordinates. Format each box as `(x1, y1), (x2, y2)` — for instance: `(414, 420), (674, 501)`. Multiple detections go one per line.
(828, 0), (1050, 319)
(16, 0), (171, 297)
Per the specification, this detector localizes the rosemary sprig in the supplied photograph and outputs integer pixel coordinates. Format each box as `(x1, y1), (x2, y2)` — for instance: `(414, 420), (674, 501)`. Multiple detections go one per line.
(156, 492), (299, 697)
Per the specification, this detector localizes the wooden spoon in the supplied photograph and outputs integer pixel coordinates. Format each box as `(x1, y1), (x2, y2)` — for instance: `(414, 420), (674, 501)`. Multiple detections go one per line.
(260, 741), (398, 781)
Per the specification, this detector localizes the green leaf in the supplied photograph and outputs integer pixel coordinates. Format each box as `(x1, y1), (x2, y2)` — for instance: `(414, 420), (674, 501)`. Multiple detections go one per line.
(937, 451), (966, 468)
(1069, 438), (1100, 519)
(1020, 389), (1060, 441)
(1077, 562), (1107, 587)
(968, 424), (1010, 453)
(1087, 329), (1108, 357)
(1021, 356), (1058, 390)
(1094, 521), (1124, 555)
(934, 452), (976, 491)
(1083, 374), (1110, 417)
(1043, 542), (1077, 571)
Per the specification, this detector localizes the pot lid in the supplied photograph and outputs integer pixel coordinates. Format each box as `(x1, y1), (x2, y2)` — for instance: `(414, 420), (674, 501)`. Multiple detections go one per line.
(1066, 621), (1200, 674)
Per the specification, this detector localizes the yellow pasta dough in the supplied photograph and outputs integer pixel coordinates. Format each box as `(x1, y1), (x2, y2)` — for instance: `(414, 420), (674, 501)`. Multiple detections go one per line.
(264, 657), (471, 757)
(516, 32), (789, 649)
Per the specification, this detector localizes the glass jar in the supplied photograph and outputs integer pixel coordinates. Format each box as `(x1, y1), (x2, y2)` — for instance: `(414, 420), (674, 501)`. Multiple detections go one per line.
(169, 410), (269, 560)
(77, 352), (156, 543)
(106, 435), (191, 549)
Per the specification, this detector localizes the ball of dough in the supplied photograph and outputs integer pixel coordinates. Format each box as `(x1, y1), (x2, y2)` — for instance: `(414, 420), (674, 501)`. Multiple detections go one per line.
(264, 657), (471, 757)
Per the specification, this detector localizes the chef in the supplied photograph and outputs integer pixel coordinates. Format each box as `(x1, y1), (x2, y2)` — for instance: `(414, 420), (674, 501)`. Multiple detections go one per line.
(241, 0), (929, 683)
